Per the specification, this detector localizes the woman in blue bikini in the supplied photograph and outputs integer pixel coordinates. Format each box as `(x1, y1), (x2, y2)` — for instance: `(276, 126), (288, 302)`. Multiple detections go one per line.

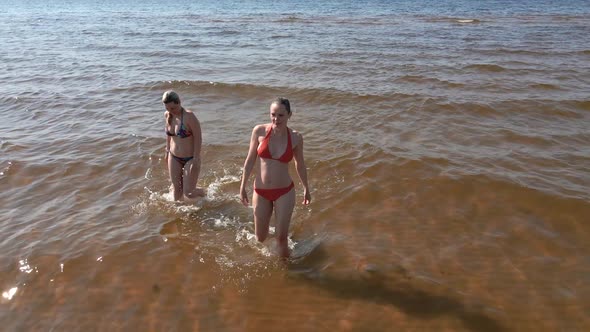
(240, 97), (311, 258)
(163, 90), (206, 201)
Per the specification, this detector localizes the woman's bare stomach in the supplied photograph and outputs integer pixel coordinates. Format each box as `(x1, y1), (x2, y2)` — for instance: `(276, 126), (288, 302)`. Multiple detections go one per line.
(255, 161), (292, 189)
(170, 140), (194, 157)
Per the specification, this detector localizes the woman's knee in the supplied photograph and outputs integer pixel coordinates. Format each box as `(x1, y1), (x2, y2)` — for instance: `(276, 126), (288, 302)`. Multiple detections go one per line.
(254, 214), (270, 242)
(255, 227), (268, 242)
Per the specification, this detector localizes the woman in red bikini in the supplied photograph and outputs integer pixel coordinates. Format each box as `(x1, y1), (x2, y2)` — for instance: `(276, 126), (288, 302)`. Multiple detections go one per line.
(239, 97), (311, 258)
(163, 90), (206, 201)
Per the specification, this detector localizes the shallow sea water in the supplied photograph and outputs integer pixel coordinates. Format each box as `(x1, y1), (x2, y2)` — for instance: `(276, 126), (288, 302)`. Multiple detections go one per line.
(1, 0), (589, 330)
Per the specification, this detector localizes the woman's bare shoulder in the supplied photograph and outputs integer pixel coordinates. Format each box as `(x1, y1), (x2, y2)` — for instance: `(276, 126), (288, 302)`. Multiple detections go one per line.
(253, 124), (270, 134)
(290, 128), (303, 146)
(184, 108), (198, 118)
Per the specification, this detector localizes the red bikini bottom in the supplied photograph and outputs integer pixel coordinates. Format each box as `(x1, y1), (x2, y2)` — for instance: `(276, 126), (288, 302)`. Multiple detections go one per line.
(254, 182), (294, 202)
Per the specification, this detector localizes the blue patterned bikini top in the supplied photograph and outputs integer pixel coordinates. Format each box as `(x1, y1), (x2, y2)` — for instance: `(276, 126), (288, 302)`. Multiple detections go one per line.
(165, 108), (192, 138)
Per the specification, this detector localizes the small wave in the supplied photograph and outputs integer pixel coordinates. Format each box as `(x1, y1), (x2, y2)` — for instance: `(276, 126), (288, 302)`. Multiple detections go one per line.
(141, 31), (195, 38)
(476, 48), (546, 57)
(0, 96), (20, 105)
(496, 128), (554, 148)
(286, 14), (394, 25)
(143, 79), (415, 108)
(275, 15), (303, 23)
(424, 16), (482, 24)
(543, 14), (589, 22)
(123, 31), (142, 37)
(572, 100), (590, 111)
(456, 19), (481, 24)
(270, 34), (293, 39)
(0, 161), (13, 177)
(148, 79), (280, 97)
(439, 101), (501, 118)
(207, 29), (241, 36)
(0, 140), (27, 154)
(136, 50), (176, 58)
(463, 64), (506, 72)
(502, 99), (585, 119)
(395, 75), (464, 88)
(529, 83), (560, 90)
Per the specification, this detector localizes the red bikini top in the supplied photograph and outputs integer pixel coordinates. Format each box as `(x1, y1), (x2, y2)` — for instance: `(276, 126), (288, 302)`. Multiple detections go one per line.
(257, 126), (293, 163)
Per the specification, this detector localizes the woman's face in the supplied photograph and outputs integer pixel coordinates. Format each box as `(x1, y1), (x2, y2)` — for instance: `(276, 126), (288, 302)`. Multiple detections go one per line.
(164, 101), (181, 114)
(269, 102), (290, 127)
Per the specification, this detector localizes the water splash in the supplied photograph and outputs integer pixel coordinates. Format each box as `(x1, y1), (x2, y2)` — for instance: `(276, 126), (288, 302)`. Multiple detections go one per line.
(203, 214), (240, 229)
(18, 259), (34, 274)
(0, 161), (12, 177)
(141, 187), (203, 214)
(2, 287), (18, 301)
(207, 170), (240, 201)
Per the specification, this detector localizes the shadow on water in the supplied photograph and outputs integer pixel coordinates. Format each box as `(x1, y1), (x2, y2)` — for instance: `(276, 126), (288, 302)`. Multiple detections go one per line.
(160, 216), (506, 331)
(290, 257), (508, 332)
(159, 218), (182, 238)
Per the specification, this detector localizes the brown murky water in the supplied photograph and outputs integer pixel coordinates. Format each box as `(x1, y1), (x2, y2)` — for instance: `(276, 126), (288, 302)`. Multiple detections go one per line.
(1, 1), (589, 330)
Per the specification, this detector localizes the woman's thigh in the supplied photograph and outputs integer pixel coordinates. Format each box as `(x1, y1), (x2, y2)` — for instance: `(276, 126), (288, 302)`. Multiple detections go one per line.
(168, 156), (184, 188)
(182, 159), (199, 189)
(273, 188), (295, 239)
(252, 191), (273, 240)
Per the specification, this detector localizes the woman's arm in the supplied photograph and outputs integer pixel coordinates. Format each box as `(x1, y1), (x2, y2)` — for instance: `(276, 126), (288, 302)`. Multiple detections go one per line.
(165, 113), (171, 164)
(293, 132), (311, 205)
(165, 135), (171, 163)
(240, 126), (261, 206)
(187, 112), (202, 182)
(188, 112), (202, 159)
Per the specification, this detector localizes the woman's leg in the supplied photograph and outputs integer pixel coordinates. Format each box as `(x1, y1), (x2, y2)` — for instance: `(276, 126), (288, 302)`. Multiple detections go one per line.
(183, 157), (206, 200)
(252, 191), (273, 243)
(273, 187), (296, 258)
(167, 154), (184, 201)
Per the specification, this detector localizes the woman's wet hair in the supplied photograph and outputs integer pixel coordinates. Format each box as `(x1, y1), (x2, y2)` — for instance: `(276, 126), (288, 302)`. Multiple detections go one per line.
(272, 97), (291, 114)
(162, 90), (181, 104)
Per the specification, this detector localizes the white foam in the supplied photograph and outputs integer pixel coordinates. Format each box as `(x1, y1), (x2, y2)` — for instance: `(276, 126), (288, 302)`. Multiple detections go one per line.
(204, 214), (239, 228)
(2, 287), (17, 301)
(207, 171), (240, 200)
(236, 228), (257, 243)
(0, 161), (12, 177)
(18, 259), (33, 274)
(215, 255), (235, 268)
(175, 204), (202, 213)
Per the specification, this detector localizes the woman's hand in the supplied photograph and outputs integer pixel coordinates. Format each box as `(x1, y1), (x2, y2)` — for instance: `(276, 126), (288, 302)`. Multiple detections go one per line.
(240, 187), (249, 206)
(302, 189), (311, 205)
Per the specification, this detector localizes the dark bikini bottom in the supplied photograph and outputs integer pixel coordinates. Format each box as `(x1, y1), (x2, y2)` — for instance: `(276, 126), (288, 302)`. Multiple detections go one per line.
(170, 153), (193, 167)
